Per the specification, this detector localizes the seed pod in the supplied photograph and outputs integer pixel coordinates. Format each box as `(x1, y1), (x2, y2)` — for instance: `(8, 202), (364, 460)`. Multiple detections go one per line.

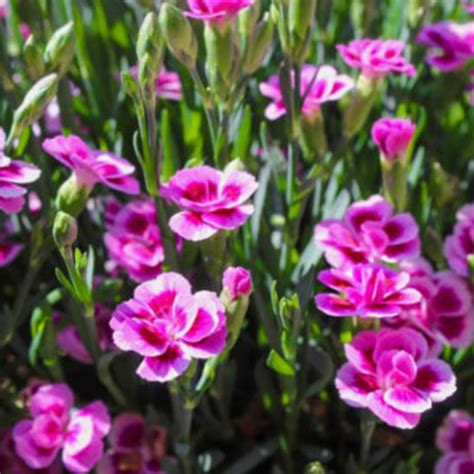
(44, 22), (75, 77)
(159, 3), (198, 70)
(53, 211), (78, 249)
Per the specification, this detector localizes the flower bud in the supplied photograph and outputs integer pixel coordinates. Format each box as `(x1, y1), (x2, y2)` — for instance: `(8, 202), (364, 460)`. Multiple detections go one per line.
(288, 0), (317, 64)
(381, 160), (407, 212)
(371, 118), (415, 163)
(23, 34), (45, 80)
(430, 162), (460, 208)
(53, 211), (78, 249)
(56, 175), (91, 217)
(238, 0), (261, 40)
(242, 13), (274, 75)
(137, 12), (164, 101)
(343, 74), (381, 140)
(159, 3), (198, 70)
(8, 74), (58, 145)
(44, 22), (75, 78)
(300, 109), (327, 161)
(222, 266), (253, 301)
(204, 22), (236, 100)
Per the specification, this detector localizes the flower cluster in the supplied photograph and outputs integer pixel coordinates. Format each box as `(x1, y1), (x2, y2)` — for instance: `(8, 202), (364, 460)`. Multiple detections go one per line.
(435, 410), (474, 474)
(12, 383), (110, 472)
(110, 272), (227, 382)
(314, 194), (466, 428)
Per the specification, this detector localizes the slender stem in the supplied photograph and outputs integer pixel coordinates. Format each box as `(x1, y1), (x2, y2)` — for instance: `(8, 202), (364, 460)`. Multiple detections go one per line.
(359, 412), (377, 474)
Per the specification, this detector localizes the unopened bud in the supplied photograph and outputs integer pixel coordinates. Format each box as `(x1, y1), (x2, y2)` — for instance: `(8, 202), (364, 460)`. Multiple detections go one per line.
(56, 175), (91, 217)
(239, 0), (261, 39)
(44, 22), (75, 78)
(381, 160), (407, 212)
(9, 74), (58, 146)
(343, 74), (381, 140)
(288, 0), (317, 64)
(300, 109), (327, 161)
(137, 12), (164, 100)
(242, 13), (274, 75)
(430, 162), (460, 208)
(159, 3), (198, 70)
(23, 35), (45, 80)
(204, 22), (236, 100)
(53, 211), (78, 249)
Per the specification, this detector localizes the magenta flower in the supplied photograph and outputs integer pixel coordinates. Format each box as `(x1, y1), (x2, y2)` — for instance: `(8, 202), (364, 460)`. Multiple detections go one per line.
(259, 65), (354, 121)
(12, 383), (111, 472)
(223, 266), (252, 301)
(130, 66), (183, 101)
(336, 328), (457, 429)
(97, 413), (167, 474)
(464, 0), (474, 15)
(435, 410), (474, 474)
(185, 0), (254, 22)
(0, 128), (41, 214)
(393, 261), (474, 349)
(42, 135), (140, 194)
(0, 0), (7, 19)
(162, 165), (258, 242)
(444, 203), (474, 277)
(337, 39), (416, 79)
(315, 264), (421, 318)
(104, 198), (165, 283)
(111, 272), (227, 382)
(417, 22), (474, 72)
(371, 118), (416, 161)
(0, 219), (23, 267)
(314, 195), (421, 268)
(57, 304), (115, 364)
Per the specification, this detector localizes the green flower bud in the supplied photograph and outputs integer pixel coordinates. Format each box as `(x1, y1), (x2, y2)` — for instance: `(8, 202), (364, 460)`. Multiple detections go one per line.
(8, 74), (58, 146)
(343, 74), (381, 140)
(23, 34), (45, 80)
(300, 109), (327, 161)
(159, 3), (198, 70)
(381, 160), (407, 212)
(238, 0), (261, 40)
(430, 162), (460, 208)
(288, 0), (317, 64)
(44, 22), (75, 78)
(53, 211), (78, 249)
(56, 175), (91, 217)
(204, 22), (236, 100)
(242, 13), (274, 75)
(137, 12), (164, 101)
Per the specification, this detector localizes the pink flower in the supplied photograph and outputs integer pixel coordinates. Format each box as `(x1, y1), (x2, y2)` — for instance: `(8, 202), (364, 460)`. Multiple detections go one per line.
(12, 383), (111, 472)
(464, 0), (474, 15)
(417, 22), (474, 72)
(0, 219), (23, 267)
(336, 327), (456, 429)
(435, 410), (474, 474)
(314, 195), (421, 268)
(104, 198), (165, 283)
(223, 266), (252, 301)
(0, 128), (41, 214)
(185, 0), (254, 22)
(391, 261), (474, 349)
(42, 135), (140, 194)
(259, 65), (354, 121)
(0, 0), (8, 19)
(110, 272), (227, 382)
(162, 165), (258, 242)
(444, 203), (474, 277)
(315, 264), (421, 318)
(97, 413), (167, 474)
(337, 39), (416, 79)
(57, 304), (115, 364)
(129, 65), (183, 101)
(371, 118), (416, 161)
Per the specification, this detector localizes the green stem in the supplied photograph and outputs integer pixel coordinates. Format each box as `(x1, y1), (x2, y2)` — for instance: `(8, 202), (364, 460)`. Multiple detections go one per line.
(359, 412), (377, 474)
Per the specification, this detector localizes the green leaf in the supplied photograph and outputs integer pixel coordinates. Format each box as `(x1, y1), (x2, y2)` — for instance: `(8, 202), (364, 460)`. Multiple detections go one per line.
(231, 105), (252, 164)
(266, 349), (295, 376)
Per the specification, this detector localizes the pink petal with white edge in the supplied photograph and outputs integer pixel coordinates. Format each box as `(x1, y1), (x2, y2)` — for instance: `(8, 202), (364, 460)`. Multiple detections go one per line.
(134, 272), (192, 306)
(62, 435), (104, 473)
(29, 383), (74, 419)
(170, 211), (218, 241)
(264, 103), (287, 121)
(219, 170), (258, 207)
(315, 293), (356, 316)
(75, 401), (111, 438)
(137, 350), (191, 383)
(383, 386), (432, 413)
(335, 363), (376, 407)
(367, 391), (421, 429)
(344, 330), (377, 373)
(0, 160), (41, 183)
(202, 204), (254, 230)
(65, 416), (95, 456)
(182, 325), (227, 359)
(413, 359), (457, 402)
